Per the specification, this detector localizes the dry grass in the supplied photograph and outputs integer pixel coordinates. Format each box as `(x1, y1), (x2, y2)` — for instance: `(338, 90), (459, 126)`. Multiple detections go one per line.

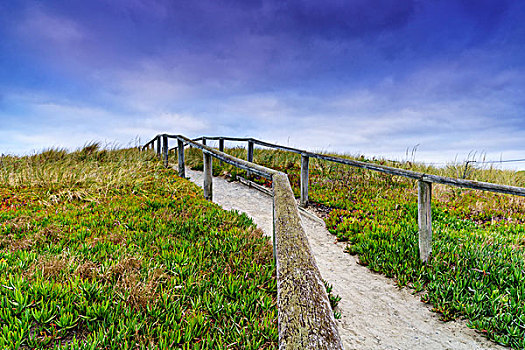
(1, 144), (278, 349)
(185, 144), (525, 187)
(0, 142), (162, 198)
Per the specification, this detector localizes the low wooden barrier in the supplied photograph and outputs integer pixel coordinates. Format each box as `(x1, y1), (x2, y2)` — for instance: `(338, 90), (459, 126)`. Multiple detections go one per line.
(142, 134), (343, 350)
(143, 134), (525, 263)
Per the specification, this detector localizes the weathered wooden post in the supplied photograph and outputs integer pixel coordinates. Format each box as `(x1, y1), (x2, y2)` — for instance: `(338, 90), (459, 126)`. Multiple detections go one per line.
(162, 134), (168, 168)
(247, 140), (254, 177)
(177, 139), (185, 178)
(203, 151), (213, 201)
(156, 136), (161, 159)
(300, 154), (309, 207)
(218, 138), (224, 165)
(418, 181), (432, 262)
(202, 137), (207, 146)
(247, 140), (254, 163)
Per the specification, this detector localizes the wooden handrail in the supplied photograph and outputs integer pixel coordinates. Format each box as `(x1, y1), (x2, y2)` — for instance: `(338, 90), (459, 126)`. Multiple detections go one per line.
(146, 134), (343, 349)
(198, 136), (525, 197)
(173, 135), (276, 179)
(145, 133), (525, 262)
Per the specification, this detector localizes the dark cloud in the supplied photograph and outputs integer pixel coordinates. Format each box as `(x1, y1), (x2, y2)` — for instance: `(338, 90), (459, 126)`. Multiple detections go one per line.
(257, 0), (416, 39)
(2, 0), (525, 164)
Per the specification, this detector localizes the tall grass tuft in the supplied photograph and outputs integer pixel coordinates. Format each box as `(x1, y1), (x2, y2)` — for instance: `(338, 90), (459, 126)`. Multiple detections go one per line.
(0, 144), (164, 197)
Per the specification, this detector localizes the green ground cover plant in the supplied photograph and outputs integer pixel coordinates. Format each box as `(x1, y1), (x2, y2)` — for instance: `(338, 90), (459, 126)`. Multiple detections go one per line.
(0, 145), (277, 349)
(186, 145), (525, 349)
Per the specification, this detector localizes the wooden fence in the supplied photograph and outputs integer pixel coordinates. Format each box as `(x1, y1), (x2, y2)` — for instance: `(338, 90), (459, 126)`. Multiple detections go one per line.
(143, 134), (525, 264)
(142, 134), (343, 350)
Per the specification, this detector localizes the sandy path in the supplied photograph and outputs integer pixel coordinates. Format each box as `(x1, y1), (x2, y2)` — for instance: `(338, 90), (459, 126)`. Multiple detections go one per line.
(186, 168), (502, 350)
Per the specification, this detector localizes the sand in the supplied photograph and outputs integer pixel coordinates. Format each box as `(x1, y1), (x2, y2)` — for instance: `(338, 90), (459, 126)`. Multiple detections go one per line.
(186, 168), (503, 350)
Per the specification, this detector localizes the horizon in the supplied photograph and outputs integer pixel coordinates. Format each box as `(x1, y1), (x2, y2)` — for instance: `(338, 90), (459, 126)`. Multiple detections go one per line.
(1, 1), (525, 170)
(8, 135), (525, 174)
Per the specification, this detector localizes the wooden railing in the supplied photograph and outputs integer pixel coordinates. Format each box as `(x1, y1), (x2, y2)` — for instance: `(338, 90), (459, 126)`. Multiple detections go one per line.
(142, 134), (343, 350)
(143, 135), (525, 264)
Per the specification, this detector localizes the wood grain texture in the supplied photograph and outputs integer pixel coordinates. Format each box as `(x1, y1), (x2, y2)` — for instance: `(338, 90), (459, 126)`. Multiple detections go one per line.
(144, 133), (525, 348)
(247, 140), (254, 162)
(196, 136), (251, 142)
(273, 173), (343, 350)
(203, 152), (212, 201)
(177, 139), (185, 178)
(300, 155), (309, 208)
(162, 134), (168, 168)
(418, 181), (432, 262)
(253, 139), (305, 155)
(219, 138), (224, 165)
(247, 140), (254, 177)
(165, 135), (525, 197)
(307, 153), (525, 197)
(156, 136), (161, 159)
(175, 135), (276, 179)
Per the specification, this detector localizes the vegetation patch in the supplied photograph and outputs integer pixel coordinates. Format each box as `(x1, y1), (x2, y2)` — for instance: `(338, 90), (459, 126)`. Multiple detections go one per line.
(186, 145), (525, 348)
(0, 145), (277, 349)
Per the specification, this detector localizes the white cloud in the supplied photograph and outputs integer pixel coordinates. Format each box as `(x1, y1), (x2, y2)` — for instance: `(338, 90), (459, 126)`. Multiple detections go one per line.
(17, 6), (84, 45)
(106, 63), (198, 112)
(120, 113), (210, 139)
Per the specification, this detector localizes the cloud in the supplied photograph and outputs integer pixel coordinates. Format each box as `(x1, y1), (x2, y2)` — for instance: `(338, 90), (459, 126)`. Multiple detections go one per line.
(119, 113), (211, 140)
(256, 0), (416, 39)
(1, 0), (525, 170)
(17, 5), (84, 45)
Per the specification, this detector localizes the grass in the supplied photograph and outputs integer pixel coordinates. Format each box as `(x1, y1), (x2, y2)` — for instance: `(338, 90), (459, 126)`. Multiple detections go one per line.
(0, 144), (277, 349)
(186, 145), (525, 349)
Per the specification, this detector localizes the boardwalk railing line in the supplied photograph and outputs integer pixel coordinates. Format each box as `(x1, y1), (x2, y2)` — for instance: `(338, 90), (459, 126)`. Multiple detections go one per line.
(142, 134), (525, 263)
(142, 133), (343, 350)
(153, 135), (525, 196)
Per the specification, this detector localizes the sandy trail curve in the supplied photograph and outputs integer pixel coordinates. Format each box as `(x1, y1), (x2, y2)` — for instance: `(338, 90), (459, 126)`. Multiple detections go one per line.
(186, 168), (502, 350)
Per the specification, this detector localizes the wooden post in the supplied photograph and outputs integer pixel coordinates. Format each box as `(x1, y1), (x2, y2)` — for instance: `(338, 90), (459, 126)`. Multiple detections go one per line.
(300, 154), (309, 207)
(247, 140), (254, 163)
(203, 152), (212, 201)
(162, 135), (168, 168)
(202, 137), (207, 146)
(177, 139), (185, 178)
(247, 140), (254, 177)
(219, 138), (224, 165)
(156, 137), (161, 159)
(418, 181), (432, 263)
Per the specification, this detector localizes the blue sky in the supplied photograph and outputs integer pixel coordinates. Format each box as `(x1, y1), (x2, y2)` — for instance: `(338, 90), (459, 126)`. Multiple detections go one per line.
(1, 0), (525, 168)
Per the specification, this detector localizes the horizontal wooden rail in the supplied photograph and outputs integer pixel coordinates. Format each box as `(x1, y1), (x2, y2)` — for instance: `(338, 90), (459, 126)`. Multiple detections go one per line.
(197, 136), (252, 142)
(251, 138), (308, 155)
(194, 136), (525, 196)
(172, 135), (275, 179)
(145, 134), (343, 349)
(153, 135), (525, 263)
(307, 153), (525, 197)
(142, 131), (525, 344)
(230, 138), (525, 197)
(167, 137), (203, 153)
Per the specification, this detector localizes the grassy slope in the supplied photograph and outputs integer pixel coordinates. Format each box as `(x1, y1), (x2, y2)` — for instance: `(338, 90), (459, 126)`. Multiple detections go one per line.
(0, 146), (277, 349)
(187, 146), (525, 349)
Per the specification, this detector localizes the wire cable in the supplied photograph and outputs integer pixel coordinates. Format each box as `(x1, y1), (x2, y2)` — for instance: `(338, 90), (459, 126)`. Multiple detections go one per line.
(471, 158), (525, 164)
